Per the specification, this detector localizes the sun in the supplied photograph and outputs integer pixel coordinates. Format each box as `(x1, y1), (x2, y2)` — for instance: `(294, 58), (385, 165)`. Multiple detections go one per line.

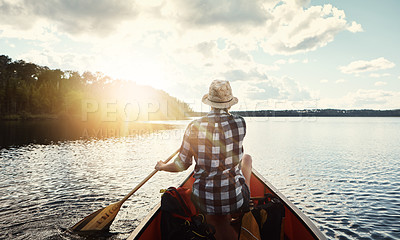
(105, 54), (167, 90)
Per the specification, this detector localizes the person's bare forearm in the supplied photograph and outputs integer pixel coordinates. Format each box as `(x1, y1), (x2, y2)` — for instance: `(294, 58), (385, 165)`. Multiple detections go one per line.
(155, 161), (182, 172)
(162, 162), (182, 172)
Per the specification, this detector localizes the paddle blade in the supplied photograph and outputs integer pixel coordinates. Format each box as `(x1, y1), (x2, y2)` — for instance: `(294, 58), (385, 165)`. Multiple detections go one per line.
(71, 202), (122, 232)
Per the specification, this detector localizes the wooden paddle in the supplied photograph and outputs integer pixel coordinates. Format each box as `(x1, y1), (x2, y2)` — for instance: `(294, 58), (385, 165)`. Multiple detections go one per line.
(71, 149), (179, 232)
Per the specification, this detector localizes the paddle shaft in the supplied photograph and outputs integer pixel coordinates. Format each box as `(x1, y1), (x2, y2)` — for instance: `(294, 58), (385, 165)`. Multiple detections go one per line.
(120, 149), (179, 204)
(71, 149), (179, 231)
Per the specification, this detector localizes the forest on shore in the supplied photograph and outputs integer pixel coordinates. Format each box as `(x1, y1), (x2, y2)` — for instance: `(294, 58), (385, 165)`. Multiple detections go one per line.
(0, 55), (192, 121)
(230, 109), (400, 117)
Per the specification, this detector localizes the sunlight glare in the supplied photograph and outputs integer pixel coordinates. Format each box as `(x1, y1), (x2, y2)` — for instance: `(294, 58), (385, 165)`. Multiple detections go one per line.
(106, 54), (167, 91)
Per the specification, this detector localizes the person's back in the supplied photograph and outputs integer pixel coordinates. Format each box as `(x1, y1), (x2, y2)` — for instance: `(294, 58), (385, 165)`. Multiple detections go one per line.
(180, 109), (247, 215)
(155, 80), (252, 240)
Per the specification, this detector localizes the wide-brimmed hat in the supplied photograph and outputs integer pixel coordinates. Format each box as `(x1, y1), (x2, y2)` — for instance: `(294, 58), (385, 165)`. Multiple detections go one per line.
(202, 80), (238, 108)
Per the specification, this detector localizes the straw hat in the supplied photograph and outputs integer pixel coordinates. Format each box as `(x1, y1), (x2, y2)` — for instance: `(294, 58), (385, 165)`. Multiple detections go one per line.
(202, 80), (238, 108)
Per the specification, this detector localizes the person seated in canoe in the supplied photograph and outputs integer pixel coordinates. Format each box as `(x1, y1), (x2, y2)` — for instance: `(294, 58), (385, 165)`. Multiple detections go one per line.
(155, 80), (252, 240)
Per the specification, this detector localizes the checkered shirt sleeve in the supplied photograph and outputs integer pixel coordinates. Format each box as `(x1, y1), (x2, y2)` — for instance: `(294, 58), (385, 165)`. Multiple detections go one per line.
(174, 123), (194, 170)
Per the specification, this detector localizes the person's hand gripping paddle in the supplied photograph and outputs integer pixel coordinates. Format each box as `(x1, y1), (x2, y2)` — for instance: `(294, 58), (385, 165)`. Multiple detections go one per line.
(70, 149), (179, 232)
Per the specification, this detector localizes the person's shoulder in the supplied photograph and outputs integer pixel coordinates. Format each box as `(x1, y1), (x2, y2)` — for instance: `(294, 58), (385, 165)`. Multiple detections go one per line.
(196, 114), (212, 124)
(228, 114), (246, 129)
(230, 114), (245, 122)
(186, 117), (202, 130)
(191, 116), (205, 124)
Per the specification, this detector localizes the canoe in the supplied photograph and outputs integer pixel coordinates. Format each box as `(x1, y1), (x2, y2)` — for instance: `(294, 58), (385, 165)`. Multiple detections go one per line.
(127, 169), (326, 240)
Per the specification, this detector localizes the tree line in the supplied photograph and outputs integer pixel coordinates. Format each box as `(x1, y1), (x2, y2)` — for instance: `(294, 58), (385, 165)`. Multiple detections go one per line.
(0, 55), (192, 120)
(230, 109), (400, 117)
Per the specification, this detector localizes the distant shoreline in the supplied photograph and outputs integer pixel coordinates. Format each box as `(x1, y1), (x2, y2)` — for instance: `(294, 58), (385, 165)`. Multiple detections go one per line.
(2, 109), (400, 121)
(187, 109), (400, 117)
(0, 114), (59, 121)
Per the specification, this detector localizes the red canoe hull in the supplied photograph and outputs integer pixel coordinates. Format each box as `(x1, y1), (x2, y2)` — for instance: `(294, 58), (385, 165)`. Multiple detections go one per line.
(127, 169), (325, 240)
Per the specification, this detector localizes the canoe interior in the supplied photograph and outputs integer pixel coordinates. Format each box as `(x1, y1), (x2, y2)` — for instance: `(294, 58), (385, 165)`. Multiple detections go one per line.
(128, 170), (325, 240)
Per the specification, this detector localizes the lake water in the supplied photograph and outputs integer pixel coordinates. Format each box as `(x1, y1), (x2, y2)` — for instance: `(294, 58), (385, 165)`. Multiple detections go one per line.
(1, 117), (400, 239)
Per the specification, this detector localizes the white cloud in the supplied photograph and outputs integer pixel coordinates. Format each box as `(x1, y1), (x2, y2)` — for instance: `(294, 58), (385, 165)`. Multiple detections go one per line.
(347, 21), (363, 33)
(275, 59), (287, 65)
(336, 79), (346, 84)
(17, 49), (97, 72)
(5, 40), (16, 48)
(226, 76), (318, 111)
(228, 46), (253, 62)
(263, 4), (362, 55)
(0, 0), (363, 94)
(238, 76), (315, 101)
(0, 0), (366, 111)
(318, 89), (400, 110)
(374, 81), (387, 86)
(0, 19), (60, 42)
(370, 73), (391, 78)
(222, 69), (267, 82)
(196, 41), (218, 58)
(340, 57), (395, 75)
(275, 58), (299, 65)
(0, 0), (361, 55)
(0, 0), (139, 37)
(285, 0), (311, 8)
(279, 76), (316, 101)
(320, 79), (329, 83)
(162, 0), (271, 32)
(348, 89), (399, 109)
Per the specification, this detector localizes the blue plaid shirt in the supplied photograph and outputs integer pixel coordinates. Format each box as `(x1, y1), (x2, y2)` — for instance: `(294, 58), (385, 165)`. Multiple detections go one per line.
(174, 109), (247, 214)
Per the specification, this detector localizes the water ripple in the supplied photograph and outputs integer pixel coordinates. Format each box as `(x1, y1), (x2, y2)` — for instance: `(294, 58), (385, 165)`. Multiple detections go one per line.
(1, 118), (400, 239)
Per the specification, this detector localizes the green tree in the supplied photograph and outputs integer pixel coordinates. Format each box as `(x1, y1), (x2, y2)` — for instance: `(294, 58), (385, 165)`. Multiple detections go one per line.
(0, 54), (192, 120)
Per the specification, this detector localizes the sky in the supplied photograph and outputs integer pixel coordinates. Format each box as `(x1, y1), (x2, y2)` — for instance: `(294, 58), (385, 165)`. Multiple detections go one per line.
(1, 0), (400, 111)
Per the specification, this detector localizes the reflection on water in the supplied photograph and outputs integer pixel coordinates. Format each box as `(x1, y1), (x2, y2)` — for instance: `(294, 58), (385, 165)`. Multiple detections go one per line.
(0, 127), (190, 240)
(1, 117), (400, 239)
(0, 119), (180, 148)
(245, 117), (400, 240)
